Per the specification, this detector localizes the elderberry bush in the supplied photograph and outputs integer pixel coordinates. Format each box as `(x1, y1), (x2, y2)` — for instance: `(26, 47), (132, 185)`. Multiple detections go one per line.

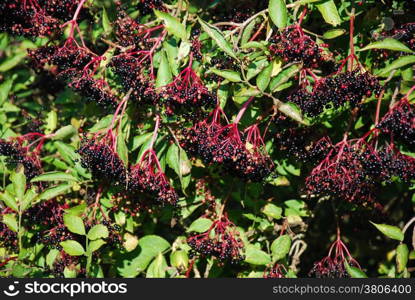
(0, 0), (414, 280)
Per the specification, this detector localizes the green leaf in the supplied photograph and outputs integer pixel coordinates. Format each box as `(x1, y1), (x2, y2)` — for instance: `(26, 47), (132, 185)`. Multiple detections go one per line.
(0, 191), (18, 212)
(87, 224), (109, 240)
(51, 125), (77, 140)
(396, 244), (409, 273)
(166, 143), (191, 179)
(170, 250), (189, 269)
(376, 55), (415, 77)
(269, 64), (300, 92)
(65, 203), (87, 216)
(166, 143), (180, 174)
(0, 52), (26, 72)
(60, 240), (85, 256)
(359, 38), (413, 53)
(370, 222), (404, 241)
(2, 214), (18, 232)
(132, 132), (153, 151)
(31, 171), (79, 183)
(323, 28), (346, 39)
(269, 0), (288, 29)
(241, 41), (267, 50)
(63, 213), (86, 235)
(117, 235), (170, 277)
(89, 239), (107, 252)
(345, 260), (367, 278)
(44, 111), (57, 134)
(163, 39), (179, 76)
(38, 183), (72, 201)
(117, 131), (128, 166)
(63, 266), (77, 278)
(241, 18), (259, 46)
(11, 169), (26, 203)
(245, 244), (271, 265)
(256, 60), (273, 92)
(187, 218), (213, 233)
(246, 59), (269, 80)
(21, 188), (38, 211)
(198, 18), (237, 59)
(278, 102), (306, 125)
(156, 51), (173, 87)
(154, 10), (187, 40)
(316, 0), (341, 27)
(210, 68), (242, 82)
(89, 115), (113, 133)
(0, 78), (13, 106)
(146, 253), (167, 278)
(102, 7), (112, 34)
(262, 203), (282, 220)
(271, 235), (291, 262)
(46, 249), (60, 268)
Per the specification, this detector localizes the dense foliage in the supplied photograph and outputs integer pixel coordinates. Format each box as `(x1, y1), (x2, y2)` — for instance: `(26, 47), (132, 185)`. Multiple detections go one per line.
(0, 0), (414, 278)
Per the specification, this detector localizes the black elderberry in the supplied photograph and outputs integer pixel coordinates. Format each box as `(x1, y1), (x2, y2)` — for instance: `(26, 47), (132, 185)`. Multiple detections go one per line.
(77, 139), (127, 186)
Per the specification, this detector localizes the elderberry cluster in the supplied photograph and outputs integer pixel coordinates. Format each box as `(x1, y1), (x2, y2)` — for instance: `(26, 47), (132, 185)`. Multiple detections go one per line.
(28, 199), (74, 249)
(160, 70), (218, 116)
(306, 140), (415, 205)
(377, 99), (415, 148)
(264, 264), (287, 278)
(0, 0), (89, 36)
(0, 222), (18, 251)
(0, 139), (42, 180)
(77, 139), (127, 186)
(70, 77), (118, 109)
(29, 41), (118, 110)
(129, 150), (179, 206)
(288, 70), (382, 117)
(309, 257), (350, 278)
(274, 126), (332, 162)
(137, 0), (165, 15)
(110, 56), (160, 104)
(187, 216), (244, 264)
(270, 26), (332, 69)
(181, 111), (273, 182)
(210, 0), (267, 24)
(50, 253), (83, 278)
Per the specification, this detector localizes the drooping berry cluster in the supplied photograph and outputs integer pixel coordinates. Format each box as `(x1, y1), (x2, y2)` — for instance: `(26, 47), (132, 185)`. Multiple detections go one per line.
(274, 126), (332, 162)
(269, 25), (332, 69)
(137, 0), (165, 15)
(110, 56), (160, 104)
(377, 97), (415, 148)
(29, 39), (118, 109)
(288, 70), (382, 117)
(129, 149), (178, 206)
(181, 108), (273, 182)
(160, 58), (217, 115)
(50, 252), (83, 278)
(187, 214), (244, 264)
(77, 138), (127, 187)
(0, 136), (43, 180)
(263, 263), (287, 278)
(30, 200), (75, 250)
(305, 136), (415, 205)
(0, 0), (61, 36)
(306, 139), (382, 205)
(0, 220), (18, 251)
(210, 0), (267, 24)
(309, 234), (360, 278)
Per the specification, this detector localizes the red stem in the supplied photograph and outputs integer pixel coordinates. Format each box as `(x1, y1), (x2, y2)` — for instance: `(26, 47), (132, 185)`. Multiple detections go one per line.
(234, 96), (255, 124)
(348, 13), (356, 72)
(149, 115), (161, 150)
